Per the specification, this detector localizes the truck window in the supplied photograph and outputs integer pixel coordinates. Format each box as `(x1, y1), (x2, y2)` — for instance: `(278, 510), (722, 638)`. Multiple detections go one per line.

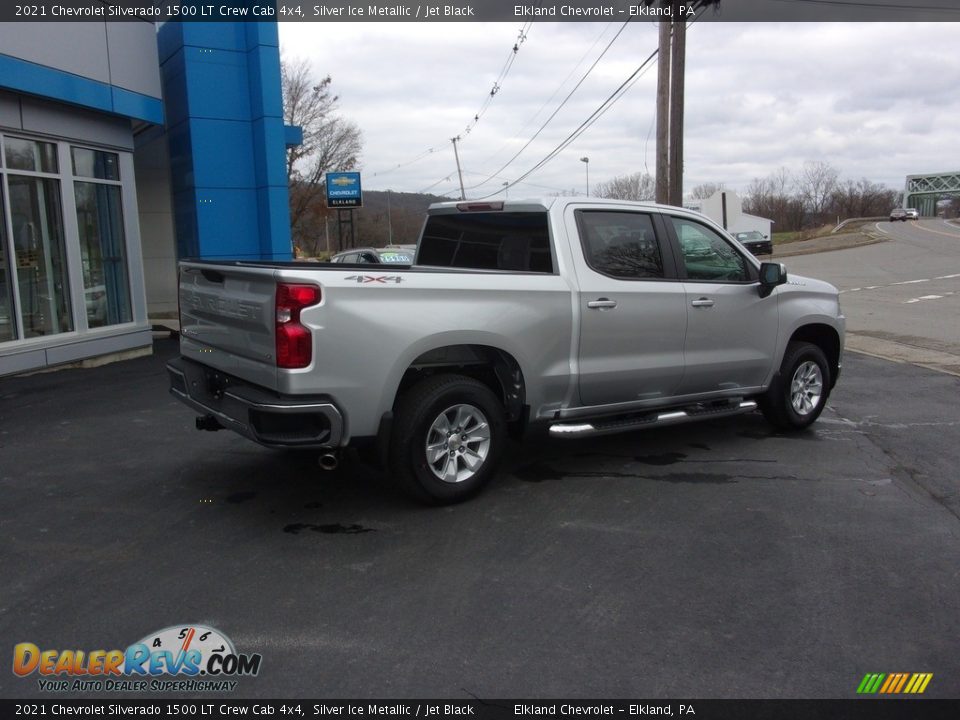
(418, 212), (553, 273)
(576, 211), (664, 280)
(671, 217), (749, 282)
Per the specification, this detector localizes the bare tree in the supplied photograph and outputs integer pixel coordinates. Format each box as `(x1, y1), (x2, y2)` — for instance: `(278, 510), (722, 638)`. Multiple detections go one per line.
(594, 172), (655, 201)
(799, 160), (839, 218)
(828, 178), (898, 219)
(744, 167), (809, 231)
(947, 196), (960, 218)
(690, 182), (725, 200)
(282, 57), (363, 252)
(746, 163), (901, 230)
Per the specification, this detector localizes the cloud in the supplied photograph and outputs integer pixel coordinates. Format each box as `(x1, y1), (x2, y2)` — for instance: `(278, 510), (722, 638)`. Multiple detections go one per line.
(279, 21), (960, 197)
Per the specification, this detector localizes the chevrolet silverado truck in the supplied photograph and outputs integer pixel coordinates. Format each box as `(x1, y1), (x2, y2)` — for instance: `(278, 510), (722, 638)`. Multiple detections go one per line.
(167, 197), (844, 504)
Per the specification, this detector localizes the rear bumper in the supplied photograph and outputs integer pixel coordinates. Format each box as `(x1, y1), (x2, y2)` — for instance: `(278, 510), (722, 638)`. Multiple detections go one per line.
(166, 357), (344, 449)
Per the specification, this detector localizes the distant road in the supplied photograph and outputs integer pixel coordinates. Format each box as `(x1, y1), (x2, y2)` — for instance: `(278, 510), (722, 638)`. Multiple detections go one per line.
(784, 219), (960, 375)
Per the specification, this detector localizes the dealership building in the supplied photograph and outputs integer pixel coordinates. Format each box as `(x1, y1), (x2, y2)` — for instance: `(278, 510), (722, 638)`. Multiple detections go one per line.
(0, 20), (297, 376)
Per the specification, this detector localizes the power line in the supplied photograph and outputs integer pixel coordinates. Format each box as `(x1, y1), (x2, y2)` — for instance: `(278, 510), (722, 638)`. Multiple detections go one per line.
(461, 22), (534, 137)
(477, 46), (660, 199)
(486, 4), (713, 200)
(372, 22), (533, 182)
(472, 22), (617, 169)
(460, 20), (635, 194)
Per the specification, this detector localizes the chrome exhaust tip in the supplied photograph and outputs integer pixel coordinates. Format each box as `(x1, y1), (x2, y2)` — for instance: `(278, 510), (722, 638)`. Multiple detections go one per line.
(318, 452), (339, 471)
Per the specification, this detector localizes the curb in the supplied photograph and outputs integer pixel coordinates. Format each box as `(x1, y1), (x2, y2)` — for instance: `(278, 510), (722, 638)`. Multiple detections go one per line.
(772, 234), (887, 259)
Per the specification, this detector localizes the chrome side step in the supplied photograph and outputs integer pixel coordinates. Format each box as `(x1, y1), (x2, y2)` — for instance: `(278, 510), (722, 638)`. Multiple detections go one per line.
(549, 400), (758, 438)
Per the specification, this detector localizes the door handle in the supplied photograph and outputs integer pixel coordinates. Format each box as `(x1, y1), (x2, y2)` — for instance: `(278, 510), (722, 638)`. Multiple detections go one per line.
(587, 298), (618, 310)
(691, 298), (714, 308)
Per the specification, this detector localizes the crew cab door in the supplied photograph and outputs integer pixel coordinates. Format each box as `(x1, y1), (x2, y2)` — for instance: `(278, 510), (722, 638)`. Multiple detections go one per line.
(568, 207), (687, 407)
(665, 214), (779, 395)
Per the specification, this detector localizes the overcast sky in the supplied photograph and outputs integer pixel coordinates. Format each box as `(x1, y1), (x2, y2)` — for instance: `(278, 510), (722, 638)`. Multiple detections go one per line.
(278, 20), (960, 200)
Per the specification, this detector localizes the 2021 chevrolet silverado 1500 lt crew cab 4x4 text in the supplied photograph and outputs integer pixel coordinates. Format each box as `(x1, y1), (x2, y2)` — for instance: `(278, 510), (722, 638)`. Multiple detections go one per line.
(167, 197), (844, 504)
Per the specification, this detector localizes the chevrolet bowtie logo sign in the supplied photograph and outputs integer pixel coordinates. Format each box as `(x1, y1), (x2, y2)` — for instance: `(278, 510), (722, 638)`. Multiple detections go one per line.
(326, 172), (363, 208)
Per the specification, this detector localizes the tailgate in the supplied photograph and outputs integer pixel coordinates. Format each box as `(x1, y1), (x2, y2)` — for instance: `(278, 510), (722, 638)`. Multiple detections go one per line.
(178, 262), (278, 389)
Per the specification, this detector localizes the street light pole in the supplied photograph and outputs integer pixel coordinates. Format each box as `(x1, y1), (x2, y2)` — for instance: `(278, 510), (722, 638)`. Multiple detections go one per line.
(580, 156), (590, 197)
(502, 181), (509, 199)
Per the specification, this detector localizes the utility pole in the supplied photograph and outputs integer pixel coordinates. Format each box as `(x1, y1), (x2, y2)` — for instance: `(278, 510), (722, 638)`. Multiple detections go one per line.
(656, 12), (685, 207)
(655, 18), (671, 205)
(668, 3), (686, 207)
(451, 136), (466, 200)
(655, 1), (719, 206)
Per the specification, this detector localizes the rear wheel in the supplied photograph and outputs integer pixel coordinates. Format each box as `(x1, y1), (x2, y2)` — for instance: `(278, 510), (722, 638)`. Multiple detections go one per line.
(760, 341), (831, 430)
(389, 374), (506, 504)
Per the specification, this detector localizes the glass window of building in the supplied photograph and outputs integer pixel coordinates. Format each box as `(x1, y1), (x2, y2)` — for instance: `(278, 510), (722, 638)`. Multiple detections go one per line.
(5, 137), (58, 174)
(72, 147), (131, 328)
(0, 185), (16, 342)
(71, 147), (120, 181)
(6, 171), (73, 338)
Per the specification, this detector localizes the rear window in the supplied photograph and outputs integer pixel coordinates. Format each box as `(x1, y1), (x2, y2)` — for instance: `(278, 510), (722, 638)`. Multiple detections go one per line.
(417, 212), (553, 273)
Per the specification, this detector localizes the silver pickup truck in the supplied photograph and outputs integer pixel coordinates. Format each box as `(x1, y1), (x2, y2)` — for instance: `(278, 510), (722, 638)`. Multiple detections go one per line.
(167, 197), (844, 504)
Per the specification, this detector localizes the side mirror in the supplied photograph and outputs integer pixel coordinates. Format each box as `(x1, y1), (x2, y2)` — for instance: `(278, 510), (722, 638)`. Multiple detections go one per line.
(759, 262), (787, 298)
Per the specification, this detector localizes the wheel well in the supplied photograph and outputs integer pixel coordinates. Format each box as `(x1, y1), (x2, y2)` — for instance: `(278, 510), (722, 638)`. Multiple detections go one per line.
(395, 345), (526, 422)
(789, 324), (841, 387)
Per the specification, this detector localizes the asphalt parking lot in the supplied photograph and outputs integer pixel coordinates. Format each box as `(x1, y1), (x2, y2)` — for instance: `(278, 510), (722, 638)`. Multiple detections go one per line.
(2, 336), (959, 700)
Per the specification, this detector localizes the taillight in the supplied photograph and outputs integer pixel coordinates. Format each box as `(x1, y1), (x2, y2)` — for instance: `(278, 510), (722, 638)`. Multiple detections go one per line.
(276, 283), (321, 368)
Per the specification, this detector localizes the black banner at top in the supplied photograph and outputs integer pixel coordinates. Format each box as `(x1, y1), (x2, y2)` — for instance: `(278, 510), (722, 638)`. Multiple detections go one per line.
(3, 0), (960, 23)
(3, 699), (960, 719)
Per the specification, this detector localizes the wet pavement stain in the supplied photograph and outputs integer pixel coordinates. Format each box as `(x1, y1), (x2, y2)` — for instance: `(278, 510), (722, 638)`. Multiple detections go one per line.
(514, 463), (647, 482)
(225, 491), (257, 503)
(515, 462), (757, 484)
(688, 443), (710, 450)
(634, 452), (687, 465)
(652, 473), (737, 484)
(283, 523), (375, 535)
(304, 501), (323, 509)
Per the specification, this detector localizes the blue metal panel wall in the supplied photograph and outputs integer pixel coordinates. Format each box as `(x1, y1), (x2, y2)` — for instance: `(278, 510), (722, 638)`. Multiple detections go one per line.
(0, 54), (163, 125)
(159, 21), (293, 261)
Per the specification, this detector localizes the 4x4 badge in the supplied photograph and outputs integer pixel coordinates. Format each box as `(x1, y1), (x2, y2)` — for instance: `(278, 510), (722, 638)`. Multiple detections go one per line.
(344, 275), (404, 284)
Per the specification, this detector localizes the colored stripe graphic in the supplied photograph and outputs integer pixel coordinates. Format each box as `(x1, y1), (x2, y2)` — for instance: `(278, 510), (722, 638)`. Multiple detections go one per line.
(857, 673), (885, 694)
(858, 672), (932, 694)
(893, 673), (909, 693)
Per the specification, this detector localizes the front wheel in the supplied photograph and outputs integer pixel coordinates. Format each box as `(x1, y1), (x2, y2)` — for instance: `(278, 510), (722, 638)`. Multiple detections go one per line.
(389, 374), (506, 504)
(759, 341), (831, 430)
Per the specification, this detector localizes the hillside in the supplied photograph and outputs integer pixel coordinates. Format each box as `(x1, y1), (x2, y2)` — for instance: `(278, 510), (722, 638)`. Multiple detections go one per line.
(313, 190), (451, 255)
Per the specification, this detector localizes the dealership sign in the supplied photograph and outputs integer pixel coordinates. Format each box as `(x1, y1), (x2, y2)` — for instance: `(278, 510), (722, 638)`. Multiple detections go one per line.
(326, 172), (362, 208)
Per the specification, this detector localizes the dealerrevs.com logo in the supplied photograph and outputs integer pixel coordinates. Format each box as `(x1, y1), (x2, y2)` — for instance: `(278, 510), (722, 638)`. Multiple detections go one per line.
(13, 624), (262, 693)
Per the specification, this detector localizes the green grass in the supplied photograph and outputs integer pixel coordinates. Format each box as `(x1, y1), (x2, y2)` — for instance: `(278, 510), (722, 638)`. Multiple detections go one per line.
(772, 225), (835, 245)
(772, 231), (804, 245)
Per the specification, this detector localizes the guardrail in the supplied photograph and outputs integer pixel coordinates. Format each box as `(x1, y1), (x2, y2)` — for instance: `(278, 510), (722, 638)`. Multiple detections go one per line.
(831, 217), (886, 233)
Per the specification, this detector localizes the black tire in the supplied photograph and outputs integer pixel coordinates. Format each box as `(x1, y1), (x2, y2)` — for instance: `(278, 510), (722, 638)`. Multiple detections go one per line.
(389, 374), (506, 505)
(759, 341), (831, 430)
